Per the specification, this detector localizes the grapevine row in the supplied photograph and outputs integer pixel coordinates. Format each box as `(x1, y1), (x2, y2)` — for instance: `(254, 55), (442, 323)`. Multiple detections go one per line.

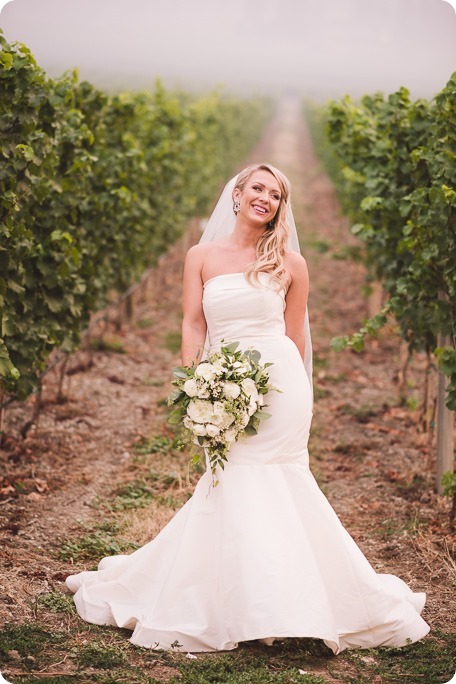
(0, 31), (271, 401)
(307, 74), (456, 412)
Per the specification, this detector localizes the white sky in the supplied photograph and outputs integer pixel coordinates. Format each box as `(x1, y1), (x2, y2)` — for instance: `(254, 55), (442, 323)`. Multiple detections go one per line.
(1, 0), (455, 98)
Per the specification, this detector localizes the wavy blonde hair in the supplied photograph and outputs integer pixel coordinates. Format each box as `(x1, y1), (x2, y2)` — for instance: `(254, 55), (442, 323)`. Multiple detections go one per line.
(233, 163), (292, 290)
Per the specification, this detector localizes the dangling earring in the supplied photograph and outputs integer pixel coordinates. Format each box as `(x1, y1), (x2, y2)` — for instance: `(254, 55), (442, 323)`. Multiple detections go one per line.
(267, 219), (275, 229)
(233, 199), (240, 214)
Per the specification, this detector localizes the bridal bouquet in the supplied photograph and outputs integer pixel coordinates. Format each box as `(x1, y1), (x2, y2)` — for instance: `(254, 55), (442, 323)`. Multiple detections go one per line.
(167, 341), (274, 480)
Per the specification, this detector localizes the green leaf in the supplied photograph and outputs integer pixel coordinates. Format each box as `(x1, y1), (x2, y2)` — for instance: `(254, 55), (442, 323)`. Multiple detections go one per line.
(168, 408), (183, 425)
(330, 336), (349, 351)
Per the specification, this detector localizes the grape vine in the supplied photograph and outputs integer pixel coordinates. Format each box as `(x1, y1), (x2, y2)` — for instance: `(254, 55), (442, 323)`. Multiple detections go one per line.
(0, 31), (271, 401)
(307, 74), (456, 410)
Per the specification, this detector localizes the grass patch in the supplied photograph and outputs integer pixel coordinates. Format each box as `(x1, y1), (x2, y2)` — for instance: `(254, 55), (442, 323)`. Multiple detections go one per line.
(142, 376), (165, 387)
(59, 521), (138, 562)
(136, 317), (155, 329)
(169, 648), (327, 684)
(0, 623), (68, 672)
(163, 330), (182, 354)
(77, 642), (126, 669)
(91, 335), (126, 354)
(37, 591), (76, 615)
(338, 403), (379, 423)
(133, 434), (182, 455)
(333, 632), (456, 684)
(110, 480), (155, 510)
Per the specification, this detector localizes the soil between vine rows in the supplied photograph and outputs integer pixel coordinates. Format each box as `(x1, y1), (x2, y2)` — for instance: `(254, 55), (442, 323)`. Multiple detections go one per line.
(0, 101), (454, 683)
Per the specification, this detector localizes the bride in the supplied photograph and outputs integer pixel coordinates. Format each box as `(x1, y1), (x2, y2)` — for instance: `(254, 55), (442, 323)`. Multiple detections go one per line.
(66, 163), (429, 654)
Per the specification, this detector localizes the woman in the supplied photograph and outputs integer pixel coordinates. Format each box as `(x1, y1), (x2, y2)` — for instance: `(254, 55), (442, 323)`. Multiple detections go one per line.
(66, 163), (429, 654)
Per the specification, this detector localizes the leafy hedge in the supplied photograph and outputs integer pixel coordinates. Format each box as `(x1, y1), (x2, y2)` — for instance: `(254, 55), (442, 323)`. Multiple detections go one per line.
(307, 75), (456, 410)
(0, 31), (271, 399)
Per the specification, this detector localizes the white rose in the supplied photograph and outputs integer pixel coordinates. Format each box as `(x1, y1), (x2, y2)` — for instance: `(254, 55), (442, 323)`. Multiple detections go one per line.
(233, 361), (251, 374)
(206, 423), (221, 437)
(194, 363), (217, 382)
(183, 415), (193, 429)
(241, 378), (258, 399)
(211, 358), (226, 374)
(193, 423), (207, 436)
(196, 385), (210, 399)
(257, 394), (264, 406)
(187, 399), (214, 424)
(224, 427), (237, 443)
(211, 401), (235, 428)
(183, 378), (199, 397)
(239, 410), (250, 428)
(222, 381), (241, 400)
(247, 398), (258, 416)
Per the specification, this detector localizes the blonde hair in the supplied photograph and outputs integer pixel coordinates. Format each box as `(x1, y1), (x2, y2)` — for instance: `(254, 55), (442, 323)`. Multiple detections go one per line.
(233, 163), (292, 290)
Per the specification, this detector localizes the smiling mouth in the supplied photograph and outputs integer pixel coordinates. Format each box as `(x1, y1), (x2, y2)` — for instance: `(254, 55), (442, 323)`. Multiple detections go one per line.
(252, 204), (267, 215)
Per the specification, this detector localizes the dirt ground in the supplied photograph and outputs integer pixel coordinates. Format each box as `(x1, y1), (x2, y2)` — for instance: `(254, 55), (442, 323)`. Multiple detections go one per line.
(0, 100), (455, 683)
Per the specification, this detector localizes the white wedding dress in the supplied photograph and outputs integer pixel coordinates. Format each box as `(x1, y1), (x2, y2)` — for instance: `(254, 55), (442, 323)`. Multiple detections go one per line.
(66, 272), (430, 653)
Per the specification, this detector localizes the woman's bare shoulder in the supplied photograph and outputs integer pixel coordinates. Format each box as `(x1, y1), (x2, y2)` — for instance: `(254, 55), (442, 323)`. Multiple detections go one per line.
(184, 242), (213, 265)
(285, 250), (308, 277)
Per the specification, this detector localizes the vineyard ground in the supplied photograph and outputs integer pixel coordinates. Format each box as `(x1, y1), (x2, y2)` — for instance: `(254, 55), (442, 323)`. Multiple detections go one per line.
(0, 102), (455, 684)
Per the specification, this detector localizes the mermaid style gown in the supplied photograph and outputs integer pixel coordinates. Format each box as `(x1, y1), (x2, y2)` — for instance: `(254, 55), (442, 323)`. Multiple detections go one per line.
(66, 272), (429, 653)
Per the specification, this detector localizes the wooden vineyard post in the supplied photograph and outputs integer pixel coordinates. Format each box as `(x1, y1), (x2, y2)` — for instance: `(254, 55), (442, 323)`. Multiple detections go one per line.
(436, 330), (455, 494)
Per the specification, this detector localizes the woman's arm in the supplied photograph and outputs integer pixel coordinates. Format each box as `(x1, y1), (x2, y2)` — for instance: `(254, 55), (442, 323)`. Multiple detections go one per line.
(181, 245), (208, 367)
(284, 252), (309, 360)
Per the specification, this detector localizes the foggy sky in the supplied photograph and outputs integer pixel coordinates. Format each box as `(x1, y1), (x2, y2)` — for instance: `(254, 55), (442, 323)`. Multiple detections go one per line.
(1, 0), (455, 98)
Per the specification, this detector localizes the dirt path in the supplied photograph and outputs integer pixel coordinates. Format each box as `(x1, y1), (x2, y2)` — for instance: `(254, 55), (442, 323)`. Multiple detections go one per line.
(0, 101), (454, 684)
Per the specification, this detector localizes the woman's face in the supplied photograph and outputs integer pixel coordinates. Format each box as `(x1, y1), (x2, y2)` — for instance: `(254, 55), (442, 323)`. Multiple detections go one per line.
(234, 170), (282, 227)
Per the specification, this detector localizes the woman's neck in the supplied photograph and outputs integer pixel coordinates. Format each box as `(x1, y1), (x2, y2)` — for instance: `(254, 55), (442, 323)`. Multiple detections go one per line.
(230, 218), (262, 250)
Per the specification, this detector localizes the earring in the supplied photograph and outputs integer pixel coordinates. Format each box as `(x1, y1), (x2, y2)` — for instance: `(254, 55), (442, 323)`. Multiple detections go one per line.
(233, 199), (240, 214)
(267, 219), (275, 229)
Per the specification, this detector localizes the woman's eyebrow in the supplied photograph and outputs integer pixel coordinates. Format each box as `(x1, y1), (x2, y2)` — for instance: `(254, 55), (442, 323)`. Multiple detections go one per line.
(252, 181), (281, 194)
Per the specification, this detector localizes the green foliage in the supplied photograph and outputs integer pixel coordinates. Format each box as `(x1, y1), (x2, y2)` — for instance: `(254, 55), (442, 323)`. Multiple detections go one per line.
(77, 642), (126, 669)
(59, 521), (138, 561)
(441, 470), (456, 497)
(37, 591), (76, 614)
(169, 651), (326, 684)
(110, 479), (155, 510)
(311, 74), (456, 409)
(0, 623), (66, 671)
(0, 30), (271, 400)
(133, 434), (181, 454)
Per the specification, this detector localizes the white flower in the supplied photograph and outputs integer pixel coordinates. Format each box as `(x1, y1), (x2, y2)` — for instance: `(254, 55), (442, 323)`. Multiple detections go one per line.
(222, 381), (241, 400)
(194, 363), (217, 382)
(183, 416), (193, 429)
(211, 358), (226, 374)
(211, 401), (235, 428)
(233, 361), (251, 374)
(224, 427), (237, 443)
(239, 410), (250, 428)
(257, 394), (264, 406)
(206, 423), (221, 437)
(187, 399), (214, 424)
(183, 378), (199, 397)
(196, 385), (210, 399)
(193, 423), (207, 436)
(247, 398), (258, 416)
(241, 378), (258, 399)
